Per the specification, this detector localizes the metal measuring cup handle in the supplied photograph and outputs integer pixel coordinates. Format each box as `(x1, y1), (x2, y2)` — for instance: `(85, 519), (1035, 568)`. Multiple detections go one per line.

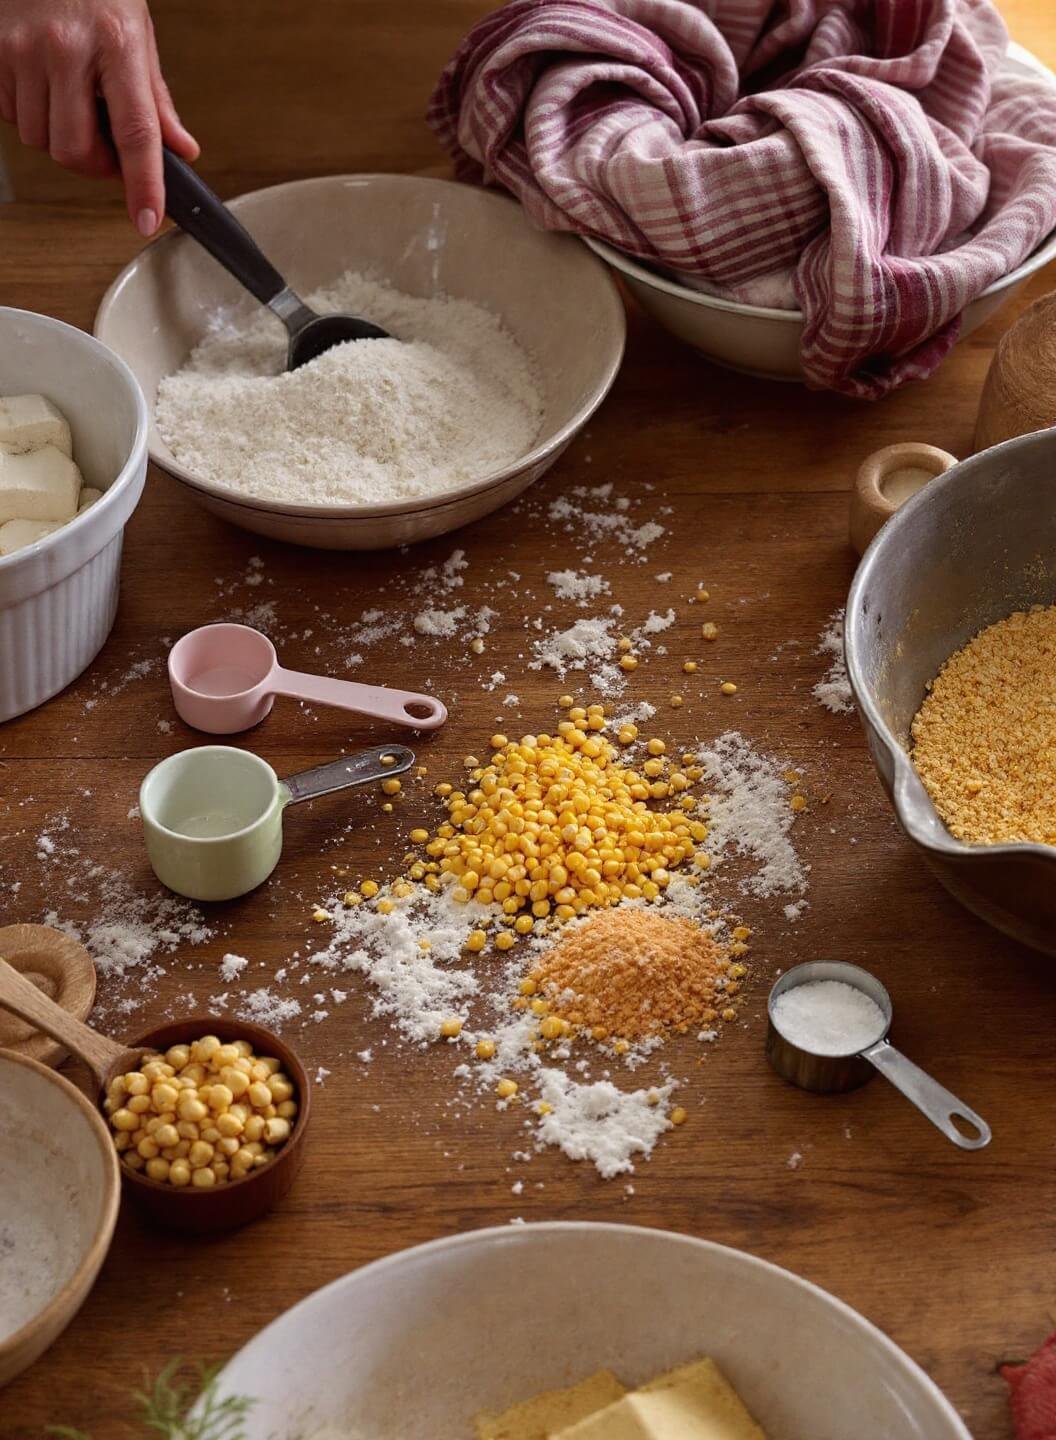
(280, 745), (415, 805)
(860, 1039), (991, 1151)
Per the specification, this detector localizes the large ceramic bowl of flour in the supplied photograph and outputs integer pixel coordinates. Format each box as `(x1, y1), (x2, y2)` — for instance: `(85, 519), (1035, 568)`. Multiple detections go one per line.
(0, 1050), (120, 1386)
(94, 175), (625, 550)
(198, 1223), (970, 1439)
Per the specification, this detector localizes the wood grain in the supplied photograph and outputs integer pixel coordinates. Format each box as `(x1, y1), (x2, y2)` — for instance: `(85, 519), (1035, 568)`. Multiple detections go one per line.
(3, 2), (1056, 1436)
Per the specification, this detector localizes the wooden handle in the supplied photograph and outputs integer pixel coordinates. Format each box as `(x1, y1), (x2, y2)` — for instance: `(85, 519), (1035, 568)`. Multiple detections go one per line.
(0, 957), (125, 1086)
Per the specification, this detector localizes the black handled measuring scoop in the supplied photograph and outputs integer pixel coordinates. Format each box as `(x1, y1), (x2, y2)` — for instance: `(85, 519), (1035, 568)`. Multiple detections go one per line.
(98, 101), (391, 368)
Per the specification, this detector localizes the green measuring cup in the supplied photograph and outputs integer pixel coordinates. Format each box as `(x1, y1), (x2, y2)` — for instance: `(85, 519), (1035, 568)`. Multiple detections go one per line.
(140, 744), (414, 901)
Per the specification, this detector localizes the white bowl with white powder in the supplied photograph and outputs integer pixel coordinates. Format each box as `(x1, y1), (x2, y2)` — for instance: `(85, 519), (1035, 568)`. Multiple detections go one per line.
(94, 175), (625, 550)
(0, 1051), (120, 1386)
(199, 1222), (971, 1439)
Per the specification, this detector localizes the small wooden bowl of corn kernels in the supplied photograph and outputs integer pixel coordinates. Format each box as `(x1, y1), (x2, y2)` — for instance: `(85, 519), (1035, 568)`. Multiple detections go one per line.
(103, 1016), (311, 1233)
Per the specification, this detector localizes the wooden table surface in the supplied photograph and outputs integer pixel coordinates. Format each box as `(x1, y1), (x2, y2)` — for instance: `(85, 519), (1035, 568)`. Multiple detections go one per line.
(3, 7), (1056, 1437)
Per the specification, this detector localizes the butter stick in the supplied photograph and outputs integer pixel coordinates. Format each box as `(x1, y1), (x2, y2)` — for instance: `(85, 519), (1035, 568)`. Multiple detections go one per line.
(553, 1358), (767, 1440)
(475, 1369), (626, 1440)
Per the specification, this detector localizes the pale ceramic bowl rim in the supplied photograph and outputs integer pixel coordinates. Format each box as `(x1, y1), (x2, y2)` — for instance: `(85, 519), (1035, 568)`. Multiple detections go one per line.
(0, 307), (149, 574)
(0, 1049), (120, 1368)
(139, 745), (283, 847)
(586, 41), (1056, 323)
(94, 173), (626, 522)
(205, 1220), (971, 1438)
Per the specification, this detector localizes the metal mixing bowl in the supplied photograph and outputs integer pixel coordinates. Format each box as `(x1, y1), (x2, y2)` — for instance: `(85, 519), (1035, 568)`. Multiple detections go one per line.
(846, 426), (1056, 956)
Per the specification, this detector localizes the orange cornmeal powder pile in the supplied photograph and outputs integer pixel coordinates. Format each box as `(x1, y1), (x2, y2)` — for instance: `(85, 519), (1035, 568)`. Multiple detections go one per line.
(525, 908), (744, 1043)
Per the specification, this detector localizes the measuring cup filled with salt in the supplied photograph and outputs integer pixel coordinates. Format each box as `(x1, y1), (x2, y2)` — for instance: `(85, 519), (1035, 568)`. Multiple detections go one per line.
(168, 624), (446, 734)
(140, 743), (414, 902)
(766, 961), (990, 1150)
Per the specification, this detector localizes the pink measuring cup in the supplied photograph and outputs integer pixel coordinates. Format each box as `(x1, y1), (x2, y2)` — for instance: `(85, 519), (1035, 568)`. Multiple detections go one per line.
(168, 623), (447, 735)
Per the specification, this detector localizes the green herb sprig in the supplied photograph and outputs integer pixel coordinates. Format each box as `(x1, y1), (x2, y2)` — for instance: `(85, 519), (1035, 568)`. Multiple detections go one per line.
(47, 1359), (253, 1440)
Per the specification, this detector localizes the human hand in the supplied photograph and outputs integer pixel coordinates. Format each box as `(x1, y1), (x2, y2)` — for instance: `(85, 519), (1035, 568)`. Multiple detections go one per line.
(0, 0), (198, 235)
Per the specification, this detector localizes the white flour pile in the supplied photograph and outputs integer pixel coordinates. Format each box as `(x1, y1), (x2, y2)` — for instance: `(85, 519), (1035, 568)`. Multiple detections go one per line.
(155, 272), (543, 505)
(813, 610), (853, 714)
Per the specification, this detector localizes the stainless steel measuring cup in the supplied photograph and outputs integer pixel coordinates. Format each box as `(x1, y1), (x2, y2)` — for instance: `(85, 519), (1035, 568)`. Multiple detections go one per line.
(140, 743), (414, 902)
(766, 961), (991, 1151)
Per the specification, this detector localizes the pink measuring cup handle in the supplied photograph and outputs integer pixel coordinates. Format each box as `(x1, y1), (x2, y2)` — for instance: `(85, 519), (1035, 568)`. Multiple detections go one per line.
(270, 667), (447, 731)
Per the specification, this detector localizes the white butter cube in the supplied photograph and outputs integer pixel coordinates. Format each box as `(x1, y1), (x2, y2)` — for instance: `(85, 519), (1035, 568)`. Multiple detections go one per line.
(78, 486), (103, 513)
(0, 394), (73, 457)
(0, 517), (64, 556)
(0, 445), (81, 522)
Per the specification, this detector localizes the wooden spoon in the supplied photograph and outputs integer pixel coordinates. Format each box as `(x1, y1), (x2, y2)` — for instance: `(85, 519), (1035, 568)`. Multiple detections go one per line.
(0, 957), (146, 1093)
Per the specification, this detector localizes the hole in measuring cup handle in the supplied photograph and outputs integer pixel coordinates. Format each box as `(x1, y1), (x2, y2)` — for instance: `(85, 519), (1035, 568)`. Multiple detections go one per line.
(404, 698), (447, 726)
(950, 1111), (989, 1147)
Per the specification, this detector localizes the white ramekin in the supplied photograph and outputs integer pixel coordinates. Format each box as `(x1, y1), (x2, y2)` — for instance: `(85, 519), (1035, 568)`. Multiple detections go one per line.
(0, 308), (149, 723)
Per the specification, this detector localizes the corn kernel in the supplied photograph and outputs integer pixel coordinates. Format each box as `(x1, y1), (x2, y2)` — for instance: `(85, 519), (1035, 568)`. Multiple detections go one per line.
(670, 1106), (688, 1126)
(360, 879), (379, 898)
(702, 622), (719, 640)
(495, 931), (515, 952)
(540, 1017), (566, 1041)
(409, 828), (429, 844)
(720, 681), (737, 695)
(618, 654), (638, 671)
(647, 739), (666, 756)
(682, 660), (698, 674)
(440, 1017), (463, 1039)
(790, 793), (807, 811)
(476, 1038), (497, 1061)
(670, 694), (683, 707)
(496, 1078), (518, 1100)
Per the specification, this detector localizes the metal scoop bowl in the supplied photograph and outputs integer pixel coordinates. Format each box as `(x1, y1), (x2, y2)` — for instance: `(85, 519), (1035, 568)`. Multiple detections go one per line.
(766, 961), (991, 1151)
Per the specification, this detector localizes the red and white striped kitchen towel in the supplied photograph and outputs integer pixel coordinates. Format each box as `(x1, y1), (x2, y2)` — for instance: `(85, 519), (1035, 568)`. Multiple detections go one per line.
(429, 0), (1056, 396)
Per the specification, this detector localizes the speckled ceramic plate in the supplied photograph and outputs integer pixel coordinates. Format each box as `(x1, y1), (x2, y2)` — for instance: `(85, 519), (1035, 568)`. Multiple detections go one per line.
(0, 1050), (119, 1387)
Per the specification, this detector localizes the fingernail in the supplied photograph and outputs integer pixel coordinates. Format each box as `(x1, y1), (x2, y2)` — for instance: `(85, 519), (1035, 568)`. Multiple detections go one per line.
(136, 208), (158, 237)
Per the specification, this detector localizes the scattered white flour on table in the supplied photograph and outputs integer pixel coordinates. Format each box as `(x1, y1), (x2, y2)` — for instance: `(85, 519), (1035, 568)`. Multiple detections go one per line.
(155, 271), (543, 505)
(234, 988), (303, 1030)
(546, 569), (610, 603)
(695, 731), (808, 898)
(530, 617), (616, 677)
(813, 609), (853, 714)
(219, 953), (248, 983)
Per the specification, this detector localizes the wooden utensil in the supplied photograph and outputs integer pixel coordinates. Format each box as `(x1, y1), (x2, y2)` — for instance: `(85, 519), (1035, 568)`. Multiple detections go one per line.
(849, 442), (958, 555)
(0, 960), (311, 1233)
(0, 924), (96, 1067)
(974, 292), (1056, 451)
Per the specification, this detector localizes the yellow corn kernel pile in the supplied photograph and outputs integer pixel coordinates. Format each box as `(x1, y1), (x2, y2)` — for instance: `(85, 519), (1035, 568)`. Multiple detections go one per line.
(409, 709), (710, 937)
(105, 1034), (298, 1189)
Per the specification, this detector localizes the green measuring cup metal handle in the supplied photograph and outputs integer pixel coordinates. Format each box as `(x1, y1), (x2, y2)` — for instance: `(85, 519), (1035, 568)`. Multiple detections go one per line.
(279, 745), (416, 805)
